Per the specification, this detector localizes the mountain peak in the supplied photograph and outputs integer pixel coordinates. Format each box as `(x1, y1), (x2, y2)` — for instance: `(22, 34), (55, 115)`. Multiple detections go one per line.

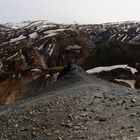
(4, 20), (32, 29)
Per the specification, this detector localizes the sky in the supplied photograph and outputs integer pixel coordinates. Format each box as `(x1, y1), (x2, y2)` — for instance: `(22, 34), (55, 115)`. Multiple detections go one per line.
(0, 0), (140, 24)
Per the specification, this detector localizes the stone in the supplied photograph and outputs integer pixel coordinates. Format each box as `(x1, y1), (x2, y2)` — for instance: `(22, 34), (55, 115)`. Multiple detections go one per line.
(129, 127), (136, 132)
(73, 126), (81, 130)
(65, 122), (73, 128)
(15, 124), (19, 128)
(117, 100), (127, 105)
(68, 114), (73, 121)
(131, 98), (136, 103)
(96, 115), (107, 122)
(109, 134), (117, 139)
(128, 126), (136, 132)
(57, 137), (63, 140)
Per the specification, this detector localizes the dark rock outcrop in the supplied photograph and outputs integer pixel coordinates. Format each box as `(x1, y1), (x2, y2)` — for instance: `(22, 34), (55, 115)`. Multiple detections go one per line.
(81, 41), (140, 70)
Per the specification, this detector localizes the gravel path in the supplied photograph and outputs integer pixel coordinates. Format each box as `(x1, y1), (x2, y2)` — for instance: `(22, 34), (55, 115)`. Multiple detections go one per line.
(0, 65), (140, 140)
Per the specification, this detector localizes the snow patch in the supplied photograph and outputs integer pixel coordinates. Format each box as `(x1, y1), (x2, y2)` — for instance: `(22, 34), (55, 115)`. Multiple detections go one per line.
(131, 34), (140, 42)
(26, 20), (51, 28)
(38, 44), (44, 51)
(37, 24), (57, 30)
(87, 65), (137, 74)
(44, 29), (65, 34)
(49, 44), (55, 56)
(121, 35), (127, 42)
(108, 34), (116, 42)
(6, 52), (18, 60)
(136, 27), (140, 33)
(29, 32), (38, 39)
(30, 69), (42, 73)
(5, 21), (31, 29)
(10, 35), (26, 43)
(41, 33), (58, 39)
(66, 45), (81, 50)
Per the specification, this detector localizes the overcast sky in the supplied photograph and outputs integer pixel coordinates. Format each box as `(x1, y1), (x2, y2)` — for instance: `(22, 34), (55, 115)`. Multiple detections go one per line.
(0, 0), (140, 24)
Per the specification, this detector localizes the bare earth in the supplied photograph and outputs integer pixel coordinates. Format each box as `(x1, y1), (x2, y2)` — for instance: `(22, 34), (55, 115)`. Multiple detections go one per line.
(0, 65), (140, 140)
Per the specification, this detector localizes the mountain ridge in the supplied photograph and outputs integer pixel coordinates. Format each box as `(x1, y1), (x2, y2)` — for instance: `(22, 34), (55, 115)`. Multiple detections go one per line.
(0, 20), (140, 104)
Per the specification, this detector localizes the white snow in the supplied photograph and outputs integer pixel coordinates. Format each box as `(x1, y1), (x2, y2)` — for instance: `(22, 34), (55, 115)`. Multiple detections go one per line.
(48, 44), (52, 51)
(5, 21), (31, 29)
(37, 24), (57, 30)
(44, 29), (65, 34)
(18, 73), (21, 79)
(33, 75), (40, 80)
(87, 65), (137, 74)
(0, 41), (9, 47)
(49, 44), (55, 56)
(54, 72), (59, 81)
(108, 34), (116, 42)
(10, 35), (26, 43)
(41, 33), (58, 39)
(127, 25), (131, 29)
(20, 54), (26, 62)
(0, 62), (3, 69)
(6, 52), (18, 60)
(46, 74), (51, 79)
(38, 44), (44, 51)
(30, 69), (42, 73)
(26, 20), (47, 28)
(117, 34), (123, 40)
(123, 29), (128, 32)
(136, 27), (140, 33)
(29, 32), (38, 39)
(121, 35), (127, 42)
(12, 75), (16, 78)
(66, 45), (81, 50)
(131, 34), (140, 42)
(15, 41), (20, 45)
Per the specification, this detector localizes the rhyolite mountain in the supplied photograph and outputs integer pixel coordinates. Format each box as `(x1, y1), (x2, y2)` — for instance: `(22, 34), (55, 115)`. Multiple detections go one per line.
(0, 20), (140, 104)
(0, 20), (95, 104)
(79, 21), (140, 43)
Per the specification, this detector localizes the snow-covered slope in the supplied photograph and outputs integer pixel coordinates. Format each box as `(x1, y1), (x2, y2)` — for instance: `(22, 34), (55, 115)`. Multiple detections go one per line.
(2, 20), (140, 43)
(78, 21), (140, 43)
(5, 21), (31, 29)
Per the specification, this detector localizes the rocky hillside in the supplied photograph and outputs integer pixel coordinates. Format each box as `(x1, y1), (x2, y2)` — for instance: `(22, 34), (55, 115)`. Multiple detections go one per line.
(1, 20), (140, 104)
(0, 20), (95, 104)
(0, 65), (140, 140)
(78, 21), (140, 43)
(1, 20), (140, 140)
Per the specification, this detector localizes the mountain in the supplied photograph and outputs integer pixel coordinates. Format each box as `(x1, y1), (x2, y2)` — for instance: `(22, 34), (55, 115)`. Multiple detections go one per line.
(4, 20), (32, 29)
(1, 20), (140, 139)
(0, 64), (140, 140)
(78, 21), (140, 43)
(0, 20), (140, 104)
(0, 20), (94, 104)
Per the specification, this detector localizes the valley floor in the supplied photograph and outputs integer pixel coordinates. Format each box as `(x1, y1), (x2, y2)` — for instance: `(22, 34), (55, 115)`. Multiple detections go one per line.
(0, 66), (140, 140)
